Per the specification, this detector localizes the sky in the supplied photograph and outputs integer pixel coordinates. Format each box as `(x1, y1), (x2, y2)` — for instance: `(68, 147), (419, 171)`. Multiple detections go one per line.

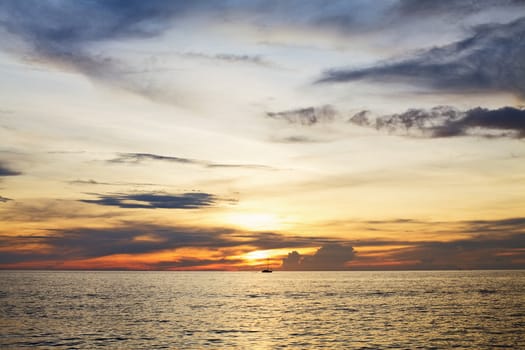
(0, 0), (524, 270)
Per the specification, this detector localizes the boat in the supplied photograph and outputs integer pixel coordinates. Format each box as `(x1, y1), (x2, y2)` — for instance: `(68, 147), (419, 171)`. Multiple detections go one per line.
(261, 258), (272, 273)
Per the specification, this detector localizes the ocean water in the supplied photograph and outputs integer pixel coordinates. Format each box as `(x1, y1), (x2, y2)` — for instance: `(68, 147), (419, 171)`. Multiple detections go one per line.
(1, 270), (524, 349)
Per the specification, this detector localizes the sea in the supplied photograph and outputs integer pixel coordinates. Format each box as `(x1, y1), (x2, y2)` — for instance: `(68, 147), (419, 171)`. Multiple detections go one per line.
(1, 270), (524, 349)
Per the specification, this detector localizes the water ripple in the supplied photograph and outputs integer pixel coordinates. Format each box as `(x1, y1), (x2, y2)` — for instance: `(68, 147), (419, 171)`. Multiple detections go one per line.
(0, 270), (524, 349)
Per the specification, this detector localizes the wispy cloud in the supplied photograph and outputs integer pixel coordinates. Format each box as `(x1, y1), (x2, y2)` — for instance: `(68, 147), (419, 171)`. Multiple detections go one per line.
(109, 153), (198, 165)
(461, 217), (525, 235)
(270, 135), (327, 143)
(80, 191), (219, 209)
(0, 1), (220, 102)
(0, 1), (278, 105)
(356, 216), (525, 236)
(0, 162), (21, 176)
(349, 106), (525, 139)
(3, 0), (523, 103)
(0, 199), (124, 222)
(266, 105), (337, 126)
(318, 17), (525, 97)
(108, 152), (275, 170)
(181, 52), (275, 68)
(395, 0), (524, 17)
(67, 179), (156, 186)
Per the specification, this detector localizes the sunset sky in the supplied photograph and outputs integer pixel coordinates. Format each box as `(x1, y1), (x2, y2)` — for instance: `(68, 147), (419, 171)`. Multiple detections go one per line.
(1, 0), (524, 270)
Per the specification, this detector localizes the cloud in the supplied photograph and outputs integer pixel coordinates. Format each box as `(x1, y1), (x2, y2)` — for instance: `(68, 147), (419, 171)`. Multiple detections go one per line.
(318, 17), (525, 97)
(395, 0), (524, 17)
(0, 196), (12, 203)
(1, 216), (524, 269)
(270, 135), (326, 143)
(0, 162), (21, 176)
(109, 153), (198, 165)
(68, 179), (113, 185)
(380, 233), (525, 270)
(0, 223), (343, 268)
(0, 199), (125, 222)
(348, 105), (525, 139)
(0, 225), (237, 263)
(109, 152), (275, 170)
(80, 191), (218, 209)
(67, 179), (156, 186)
(0, 1), (222, 101)
(266, 105), (337, 126)
(354, 216), (525, 238)
(3, 0), (522, 103)
(0, 1), (277, 104)
(181, 52), (275, 67)
(0, 1), (193, 44)
(282, 243), (355, 270)
(152, 258), (243, 270)
(313, 0), (525, 34)
(461, 217), (525, 234)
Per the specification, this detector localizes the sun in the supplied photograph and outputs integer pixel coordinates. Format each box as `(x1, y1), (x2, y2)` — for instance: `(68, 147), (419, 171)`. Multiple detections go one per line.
(226, 213), (282, 231)
(244, 250), (270, 261)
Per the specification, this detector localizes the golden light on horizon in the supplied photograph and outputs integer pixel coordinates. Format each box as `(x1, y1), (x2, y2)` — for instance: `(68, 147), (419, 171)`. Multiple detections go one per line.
(226, 213), (283, 231)
(240, 247), (319, 268)
(244, 250), (271, 261)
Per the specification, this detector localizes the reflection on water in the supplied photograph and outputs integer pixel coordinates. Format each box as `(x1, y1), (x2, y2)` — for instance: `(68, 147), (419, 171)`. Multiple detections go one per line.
(1, 270), (524, 349)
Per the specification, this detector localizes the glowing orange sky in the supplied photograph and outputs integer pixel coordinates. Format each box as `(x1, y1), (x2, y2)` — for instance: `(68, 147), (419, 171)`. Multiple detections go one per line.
(0, 1), (524, 270)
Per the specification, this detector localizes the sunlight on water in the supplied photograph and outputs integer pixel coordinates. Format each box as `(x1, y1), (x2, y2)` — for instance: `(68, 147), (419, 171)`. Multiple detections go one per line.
(1, 270), (524, 349)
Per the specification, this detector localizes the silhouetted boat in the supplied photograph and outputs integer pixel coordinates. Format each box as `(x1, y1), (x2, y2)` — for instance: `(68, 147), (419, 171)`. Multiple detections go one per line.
(261, 258), (272, 273)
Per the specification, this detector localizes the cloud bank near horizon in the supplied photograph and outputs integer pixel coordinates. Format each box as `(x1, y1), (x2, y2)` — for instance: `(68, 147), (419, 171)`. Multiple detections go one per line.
(0, 216), (523, 270)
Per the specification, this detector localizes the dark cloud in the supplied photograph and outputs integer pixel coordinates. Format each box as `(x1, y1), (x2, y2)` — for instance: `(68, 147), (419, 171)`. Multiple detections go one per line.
(349, 105), (525, 139)
(0, 1), (222, 101)
(314, 0), (525, 34)
(270, 135), (326, 143)
(2, 0), (522, 102)
(67, 179), (154, 186)
(1, 216), (524, 269)
(461, 217), (525, 234)
(68, 179), (112, 185)
(446, 107), (525, 138)
(0, 223), (342, 268)
(379, 233), (525, 270)
(0, 162), (21, 176)
(0, 196), (12, 203)
(0, 225), (235, 263)
(318, 17), (525, 97)
(266, 105), (337, 126)
(152, 258), (243, 270)
(0, 199), (124, 222)
(109, 153), (198, 165)
(214, 53), (269, 66)
(109, 152), (274, 170)
(282, 243), (355, 270)
(182, 52), (274, 67)
(352, 216), (525, 239)
(396, 0), (524, 17)
(0, 1), (275, 103)
(281, 251), (302, 269)
(0, 1), (195, 44)
(80, 192), (218, 209)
